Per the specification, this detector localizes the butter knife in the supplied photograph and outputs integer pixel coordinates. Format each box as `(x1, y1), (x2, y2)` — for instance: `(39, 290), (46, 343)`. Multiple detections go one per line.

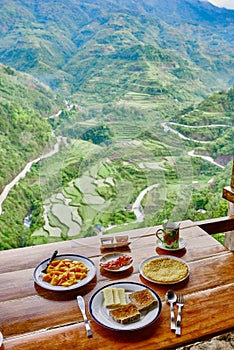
(77, 296), (92, 338)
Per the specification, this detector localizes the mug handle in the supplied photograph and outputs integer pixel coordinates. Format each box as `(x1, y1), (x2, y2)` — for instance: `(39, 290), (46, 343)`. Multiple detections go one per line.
(156, 229), (164, 242)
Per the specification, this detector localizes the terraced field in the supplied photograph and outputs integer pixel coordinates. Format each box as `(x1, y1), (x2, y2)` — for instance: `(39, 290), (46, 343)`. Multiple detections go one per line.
(31, 96), (232, 243)
(33, 125), (196, 240)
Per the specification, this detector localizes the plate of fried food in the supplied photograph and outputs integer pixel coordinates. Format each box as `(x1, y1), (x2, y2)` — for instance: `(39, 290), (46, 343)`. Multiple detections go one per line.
(34, 254), (96, 291)
(100, 252), (133, 272)
(89, 282), (162, 331)
(139, 255), (190, 284)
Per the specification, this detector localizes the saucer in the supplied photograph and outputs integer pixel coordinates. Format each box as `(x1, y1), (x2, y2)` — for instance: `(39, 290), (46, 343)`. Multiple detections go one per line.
(156, 237), (186, 251)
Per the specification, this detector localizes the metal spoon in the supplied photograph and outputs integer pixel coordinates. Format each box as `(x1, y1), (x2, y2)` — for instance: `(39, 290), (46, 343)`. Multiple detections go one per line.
(166, 289), (177, 331)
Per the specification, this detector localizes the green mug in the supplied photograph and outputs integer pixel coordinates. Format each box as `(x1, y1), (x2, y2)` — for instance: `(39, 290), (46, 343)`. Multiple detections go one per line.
(156, 222), (180, 249)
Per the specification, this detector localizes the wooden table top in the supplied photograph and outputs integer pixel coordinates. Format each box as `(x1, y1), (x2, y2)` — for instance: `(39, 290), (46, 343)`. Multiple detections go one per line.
(0, 220), (233, 350)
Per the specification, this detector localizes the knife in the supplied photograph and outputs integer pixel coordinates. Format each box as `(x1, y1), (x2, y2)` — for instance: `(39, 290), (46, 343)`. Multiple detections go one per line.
(77, 296), (92, 338)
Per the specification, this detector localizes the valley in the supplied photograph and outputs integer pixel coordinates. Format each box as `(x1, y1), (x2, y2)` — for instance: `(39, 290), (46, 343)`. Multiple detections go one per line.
(0, 92), (232, 249)
(12, 117), (229, 241)
(0, 0), (233, 249)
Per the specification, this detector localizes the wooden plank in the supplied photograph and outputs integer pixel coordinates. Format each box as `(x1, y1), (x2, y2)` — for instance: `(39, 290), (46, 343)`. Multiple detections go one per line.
(3, 284), (234, 350)
(197, 215), (234, 234)
(223, 186), (234, 204)
(0, 219), (221, 273)
(0, 238), (101, 274)
(1, 223), (233, 350)
(0, 221), (208, 275)
(0, 226), (227, 302)
(0, 251), (233, 338)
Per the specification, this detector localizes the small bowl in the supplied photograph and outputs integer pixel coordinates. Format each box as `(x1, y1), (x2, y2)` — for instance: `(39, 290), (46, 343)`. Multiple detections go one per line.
(115, 235), (129, 243)
(100, 237), (114, 245)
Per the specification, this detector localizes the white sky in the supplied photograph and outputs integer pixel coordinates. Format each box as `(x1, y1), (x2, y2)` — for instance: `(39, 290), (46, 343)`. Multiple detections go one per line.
(207, 0), (234, 9)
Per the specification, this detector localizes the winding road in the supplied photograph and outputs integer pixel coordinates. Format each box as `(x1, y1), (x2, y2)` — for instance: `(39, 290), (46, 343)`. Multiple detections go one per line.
(162, 121), (226, 168)
(0, 103), (74, 215)
(132, 184), (159, 222)
(0, 135), (67, 215)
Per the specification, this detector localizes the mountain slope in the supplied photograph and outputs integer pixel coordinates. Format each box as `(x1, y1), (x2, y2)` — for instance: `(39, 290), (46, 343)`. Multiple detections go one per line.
(0, 0), (233, 250)
(0, 0), (233, 111)
(0, 63), (58, 114)
(0, 63), (59, 189)
(170, 86), (234, 160)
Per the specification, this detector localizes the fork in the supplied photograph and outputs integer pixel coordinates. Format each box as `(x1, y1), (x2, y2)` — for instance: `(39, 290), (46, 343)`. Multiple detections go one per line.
(175, 294), (184, 336)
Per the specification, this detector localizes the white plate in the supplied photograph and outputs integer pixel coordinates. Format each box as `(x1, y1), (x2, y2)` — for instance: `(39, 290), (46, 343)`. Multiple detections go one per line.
(88, 282), (162, 331)
(100, 252), (133, 272)
(156, 237), (186, 251)
(34, 254), (96, 291)
(139, 255), (190, 285)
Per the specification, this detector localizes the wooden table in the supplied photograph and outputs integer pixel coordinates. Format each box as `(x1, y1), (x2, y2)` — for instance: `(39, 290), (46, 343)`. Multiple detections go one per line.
(0, 220), (233, 350)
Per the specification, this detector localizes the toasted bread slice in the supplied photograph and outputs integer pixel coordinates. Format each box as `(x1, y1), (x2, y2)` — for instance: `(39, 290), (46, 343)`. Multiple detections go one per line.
(129, 288), (158, 312)
(109, 303), (141, 324)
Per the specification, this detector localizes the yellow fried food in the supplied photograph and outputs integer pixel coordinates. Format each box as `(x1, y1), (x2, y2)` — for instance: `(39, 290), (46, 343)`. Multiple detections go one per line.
(143, 257), (188, 283)
(42, 258), (89, 287)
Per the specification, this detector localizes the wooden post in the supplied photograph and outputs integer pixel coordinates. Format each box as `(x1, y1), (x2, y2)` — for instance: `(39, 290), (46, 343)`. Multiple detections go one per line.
(223, 157), (234, 250)
(231, 159), (234, 189)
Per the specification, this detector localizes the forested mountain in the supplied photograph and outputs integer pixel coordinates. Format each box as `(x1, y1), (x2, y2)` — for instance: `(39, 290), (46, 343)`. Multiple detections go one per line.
(0, 63), (60, 190)
(171, 87), (234, 160)
(0, 0), (234, 115)
(0, 0), (233, 250)
(0, 63), (58, 114)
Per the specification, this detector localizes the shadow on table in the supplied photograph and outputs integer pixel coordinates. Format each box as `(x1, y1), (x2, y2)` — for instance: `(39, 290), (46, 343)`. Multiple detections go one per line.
(92, 313), (164, 345)
(139, 273), (190, 300)
(155, 247), (187, 258)
(100, 266), (134, 279)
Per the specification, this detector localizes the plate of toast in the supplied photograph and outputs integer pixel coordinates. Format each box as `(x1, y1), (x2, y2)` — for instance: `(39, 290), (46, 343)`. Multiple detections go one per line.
(88, 282), (162, 331)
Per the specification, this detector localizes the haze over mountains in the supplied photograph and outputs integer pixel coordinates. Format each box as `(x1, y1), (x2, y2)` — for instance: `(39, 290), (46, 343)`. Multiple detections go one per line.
(0, 0), (233, 249)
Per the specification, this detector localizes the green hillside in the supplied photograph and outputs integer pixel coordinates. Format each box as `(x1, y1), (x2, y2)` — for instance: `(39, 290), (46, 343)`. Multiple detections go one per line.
(0, 63), (60, 189)
(0, 63), (59, 113)
(170, 87), (234, 159)
(0, 0), (233, 250)
(0, 0), (234, 116)
(0, 82), (232, 250)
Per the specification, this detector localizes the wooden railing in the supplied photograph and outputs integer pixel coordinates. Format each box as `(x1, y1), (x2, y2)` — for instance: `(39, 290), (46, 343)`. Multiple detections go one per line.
(196, 215), (234, 235)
